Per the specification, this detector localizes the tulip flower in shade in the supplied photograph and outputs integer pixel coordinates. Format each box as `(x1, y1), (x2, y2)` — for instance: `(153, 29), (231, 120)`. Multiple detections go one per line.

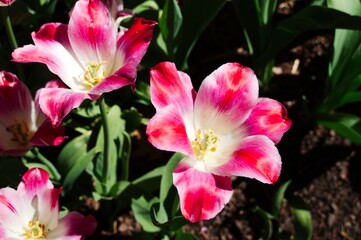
(0, 0), (15, 6)
(0, 168), (97, 239)
(12, 0), (156, 127)
(0, 71), (64, 156)
(146, 62), (292, 222)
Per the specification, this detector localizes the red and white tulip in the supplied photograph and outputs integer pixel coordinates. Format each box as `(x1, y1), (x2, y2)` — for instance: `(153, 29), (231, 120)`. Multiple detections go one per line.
(0, 0), (15, 6)
(146, 62), (292, 222)
(0, 71), (64, 156)
(0, 168), (96, 239)
(12, 0), (156, 126)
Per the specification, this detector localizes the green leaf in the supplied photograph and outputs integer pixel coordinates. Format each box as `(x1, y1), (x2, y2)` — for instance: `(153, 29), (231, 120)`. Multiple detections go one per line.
(159, 153), (183, 203)
(252, 206), (274, 240)
(122, 107), (142, 133)
(272, 180), (292, 218)
(317, 112), (361, 145)
(159, 0), (183, 56)
(109, 180), (131, 196)
(233, 0), (278, 58)
(133, 0), (159, 15)
(133, 165), (165, 192)
(57, 131), (94, 193)
(175, 231), (198, 240)
(94, 105), (126, 194)
(175, 0), (226, 69)
(290, 197), (313, 240)
(131, 196), (161, 233)
(260, 6), (361, 67)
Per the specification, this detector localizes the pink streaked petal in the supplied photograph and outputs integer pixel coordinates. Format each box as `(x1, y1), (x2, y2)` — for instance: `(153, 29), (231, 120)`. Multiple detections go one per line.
(150, 62), (195, 112)
(30, 119), (65, 146)
(0, 71), (33, 126)
(194, 63), (258, 133)
(0, 188), (32, 232)
(37, 87), (91, 127)
(173, 160), (233, 222)
(0, 0), (15, 6)
(47, 212), (97, 239)
(36, 188), (61, 231)
(114, 18), (156, 72)
(146, 105), (193, 156)
(34, 80), (66, 127)
(214, 136), (282, 184)
(68, 0), (117, 64)
(17, 168), (53, 195)
(243, 98), (292, 144)
(89, 68), (135, 95)
(12, 23), (84, 91)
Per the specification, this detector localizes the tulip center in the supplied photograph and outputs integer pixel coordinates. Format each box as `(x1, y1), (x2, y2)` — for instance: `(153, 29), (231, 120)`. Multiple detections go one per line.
(191, 129), (219, 160)
(83, 62), (106, 88)
(6, 121), (30, 146)
(23, 218), (47, 239)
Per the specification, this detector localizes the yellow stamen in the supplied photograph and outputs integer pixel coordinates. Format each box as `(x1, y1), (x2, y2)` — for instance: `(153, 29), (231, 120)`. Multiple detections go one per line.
(6, 121), (30, 146)
(23, 218), (47, 239)
(83, 62), (106, 88)
(191, 129), (219, 160)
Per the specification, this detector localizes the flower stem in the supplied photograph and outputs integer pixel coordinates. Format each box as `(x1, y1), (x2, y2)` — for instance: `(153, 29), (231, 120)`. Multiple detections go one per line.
(1, 7), (26, 81)
(98, 96), (113, 190)
(31, 148), (61, 182)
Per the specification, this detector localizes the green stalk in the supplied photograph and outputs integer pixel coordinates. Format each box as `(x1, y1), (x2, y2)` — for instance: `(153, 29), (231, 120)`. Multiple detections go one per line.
(1, 7), (26, 81)
(31, 148), (61, 182)
(98, 96), (113, 188)
(120, 132), (131, 181)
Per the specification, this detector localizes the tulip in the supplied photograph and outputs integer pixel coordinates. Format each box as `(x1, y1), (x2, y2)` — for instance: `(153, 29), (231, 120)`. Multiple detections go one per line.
(12, 0), (156, 126)
(0, 71), (64, 156)
(146, 62), (292, 222)
(0, 168), (96, 239)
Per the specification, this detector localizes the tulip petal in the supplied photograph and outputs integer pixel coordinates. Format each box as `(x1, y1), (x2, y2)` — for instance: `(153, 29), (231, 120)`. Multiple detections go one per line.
(12, 23), (85, 91)
(146, 105), (193, 156)
(150, 61), (195, 112)
(47, 212), (97, 239)
(173, 160), (233, 222)
(0, 71), (33, 128)
(68, 0), (116, 65)
(18, 168), (53, 195)
(90, 18), (157, 95)
(0, 188), (34, 233)
(194, 63), (258, 133)
(31, 120), (65, 146)
(214, 135), (282, 184)
(243, 98), (292, 144)
(37, 87), (91, 126)
(116, 18), (157, 71)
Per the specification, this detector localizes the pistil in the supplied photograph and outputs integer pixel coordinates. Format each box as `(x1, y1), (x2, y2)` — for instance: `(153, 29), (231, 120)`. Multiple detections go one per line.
(23, 218), (47, 239)
(191, 129), (219, 160)
(6, 121), (30, 146)
(83, 62), (106, 89)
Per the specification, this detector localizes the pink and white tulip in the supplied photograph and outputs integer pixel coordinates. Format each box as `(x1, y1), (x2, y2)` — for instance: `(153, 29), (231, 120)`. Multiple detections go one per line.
(12, 0), (156, 126)
(0, 71), (64, 156)
(0, 0), (15, 6)
(146, 62), (292, 222)
(0, 168), (97, 239)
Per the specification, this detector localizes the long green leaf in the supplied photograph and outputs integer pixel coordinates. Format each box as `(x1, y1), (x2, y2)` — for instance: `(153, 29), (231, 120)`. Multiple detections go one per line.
(272, 180), (292, 217)
(260, 6), (361, 67)
(158, 0), (182, 57)
(290, 197), (313, 240)
(175, 0), (226, 69)
(318, 112), (361, 145)
(131, 196), (161, 233)
(57, 131), (94, 193)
